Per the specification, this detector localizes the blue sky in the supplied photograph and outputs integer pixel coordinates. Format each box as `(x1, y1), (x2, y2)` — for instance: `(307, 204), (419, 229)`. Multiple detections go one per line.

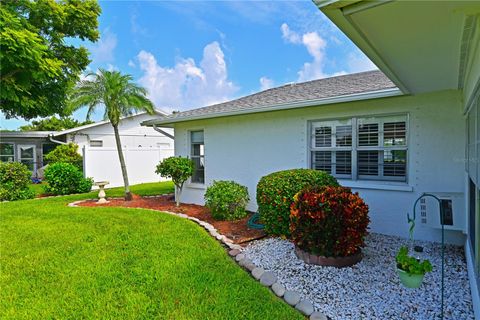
(1, 0), (376, 130)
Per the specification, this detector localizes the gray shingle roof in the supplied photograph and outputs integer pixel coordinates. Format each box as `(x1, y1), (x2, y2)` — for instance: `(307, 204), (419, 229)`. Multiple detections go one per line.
(146, 70), (398, 125)
(0, 131), (57, 138)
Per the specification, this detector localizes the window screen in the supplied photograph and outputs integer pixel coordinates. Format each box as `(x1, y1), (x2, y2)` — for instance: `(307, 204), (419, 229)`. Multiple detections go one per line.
(0, 143), (14, 162)
(190, 130), (204, 184)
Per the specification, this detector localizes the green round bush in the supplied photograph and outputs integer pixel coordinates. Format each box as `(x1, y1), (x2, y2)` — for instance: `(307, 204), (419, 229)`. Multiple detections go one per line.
(0, 162), (35, 201)
(44, 143), (83, 170)
(44, 162), (93, 195)
(204, 180), (250, 221)
(256, 169), (338, 237)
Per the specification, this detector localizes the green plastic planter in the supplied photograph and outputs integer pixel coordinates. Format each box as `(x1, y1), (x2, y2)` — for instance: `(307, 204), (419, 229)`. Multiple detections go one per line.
(397, 268), (425, 288)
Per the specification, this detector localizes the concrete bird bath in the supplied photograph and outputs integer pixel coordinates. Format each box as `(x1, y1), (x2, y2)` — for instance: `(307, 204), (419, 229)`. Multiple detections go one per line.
(94, 181), (109, 204)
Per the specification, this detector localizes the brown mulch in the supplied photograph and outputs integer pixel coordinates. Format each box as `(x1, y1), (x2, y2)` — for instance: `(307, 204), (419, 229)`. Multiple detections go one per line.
(78, 194), (266, 245)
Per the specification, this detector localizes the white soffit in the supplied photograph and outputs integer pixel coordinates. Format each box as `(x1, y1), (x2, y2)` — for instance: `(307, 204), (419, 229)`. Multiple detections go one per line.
(320, 1), (480, 94)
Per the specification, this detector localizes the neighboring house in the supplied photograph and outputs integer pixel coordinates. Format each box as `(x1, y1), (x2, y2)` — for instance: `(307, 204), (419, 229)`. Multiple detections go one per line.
(0, 131), (58, 173)
(0, 111), (174, 181)
(143, 1), (480, 315)
(55, 111), (173, 151)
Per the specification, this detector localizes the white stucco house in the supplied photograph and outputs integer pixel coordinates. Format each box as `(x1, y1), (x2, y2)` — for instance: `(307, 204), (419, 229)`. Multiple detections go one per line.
(143, 1), (480, 315)
(0, 110), (174, 186)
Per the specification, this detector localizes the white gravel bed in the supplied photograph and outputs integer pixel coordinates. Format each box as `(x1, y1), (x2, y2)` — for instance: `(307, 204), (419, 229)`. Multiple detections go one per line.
(243, 233), (474, 320)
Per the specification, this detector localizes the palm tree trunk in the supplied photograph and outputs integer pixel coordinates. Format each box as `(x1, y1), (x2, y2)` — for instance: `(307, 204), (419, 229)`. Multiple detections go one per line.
(112, 124), (132, 201)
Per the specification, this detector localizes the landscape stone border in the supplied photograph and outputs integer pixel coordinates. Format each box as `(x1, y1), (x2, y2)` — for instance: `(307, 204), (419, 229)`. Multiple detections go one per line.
(228, 247), (329, 320)
(68, 197), (328, 320)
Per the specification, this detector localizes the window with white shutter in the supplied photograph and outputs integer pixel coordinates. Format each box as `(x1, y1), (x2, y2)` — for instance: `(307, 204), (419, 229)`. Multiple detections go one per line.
(310, 115), (408, 182)
(311, 119), (353, 179)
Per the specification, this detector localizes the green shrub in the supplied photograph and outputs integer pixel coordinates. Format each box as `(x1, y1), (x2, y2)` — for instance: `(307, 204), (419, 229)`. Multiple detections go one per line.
(290, 186), (370, 257)
(44, 143), (83, 169)
(0, 162), (35, 201)
(256, 169), (338, 237)
(204, 180), (250, 221)
(155, 156), (194, 206)
(44, 162), (93, 195)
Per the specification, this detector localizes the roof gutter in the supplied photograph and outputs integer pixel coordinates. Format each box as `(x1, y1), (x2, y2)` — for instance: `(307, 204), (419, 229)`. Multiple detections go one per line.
(143, 87), (403, 127)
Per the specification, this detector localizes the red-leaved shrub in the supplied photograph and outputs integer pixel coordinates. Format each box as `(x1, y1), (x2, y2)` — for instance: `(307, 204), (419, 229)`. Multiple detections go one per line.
(290, 186), (370, 257)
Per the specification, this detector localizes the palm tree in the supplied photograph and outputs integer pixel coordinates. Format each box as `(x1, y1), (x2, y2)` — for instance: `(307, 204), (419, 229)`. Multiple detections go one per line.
(70, 69), (155, 201)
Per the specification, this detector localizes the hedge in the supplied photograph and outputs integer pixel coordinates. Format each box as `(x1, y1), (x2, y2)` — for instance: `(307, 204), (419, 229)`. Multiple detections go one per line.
(256, 169), (338, 236)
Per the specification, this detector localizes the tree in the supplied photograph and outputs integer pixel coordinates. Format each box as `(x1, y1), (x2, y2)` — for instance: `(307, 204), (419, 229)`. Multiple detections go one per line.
(69, 69), (155, 201)
(155, 157), (194, 207)
(0, 0), (101, 119)
(20, 116), (93, 131)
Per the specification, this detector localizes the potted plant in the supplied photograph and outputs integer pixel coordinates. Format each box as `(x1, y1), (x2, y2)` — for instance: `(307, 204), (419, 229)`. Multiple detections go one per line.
(396, 246), (433, 288)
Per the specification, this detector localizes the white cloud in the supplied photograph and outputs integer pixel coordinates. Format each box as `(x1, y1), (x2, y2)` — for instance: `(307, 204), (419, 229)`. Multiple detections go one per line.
(128, 60), (136, 68)
(282, 23), (330, 82)
(302, 32), (326, 61)
(137, 41), (238, 111)
(281, 23), (378, 83)
(281, 23), (301, 44)
(297, 31), (328, 81)
(90, 29), (117, 63)
(259, 77), (274, 90)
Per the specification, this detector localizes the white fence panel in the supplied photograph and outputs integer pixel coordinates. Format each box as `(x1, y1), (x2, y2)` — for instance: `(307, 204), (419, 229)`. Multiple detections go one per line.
(83, 146), (174, 188)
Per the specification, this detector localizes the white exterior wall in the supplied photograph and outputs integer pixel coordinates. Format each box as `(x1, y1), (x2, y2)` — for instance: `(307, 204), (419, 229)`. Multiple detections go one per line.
(66, 113), (174, 151)
(83, 146), (174, 188)
(174, 89), (466, 244)
(64, 113), (174, 188)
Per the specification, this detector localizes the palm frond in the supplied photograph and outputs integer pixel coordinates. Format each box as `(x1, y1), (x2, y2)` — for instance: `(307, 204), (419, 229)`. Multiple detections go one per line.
(68, 69), (155, 124)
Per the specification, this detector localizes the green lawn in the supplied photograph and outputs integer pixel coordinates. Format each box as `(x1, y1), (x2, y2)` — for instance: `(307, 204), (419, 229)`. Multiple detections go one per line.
(29, 181), (174, 198)
(0, 182), (302, 320)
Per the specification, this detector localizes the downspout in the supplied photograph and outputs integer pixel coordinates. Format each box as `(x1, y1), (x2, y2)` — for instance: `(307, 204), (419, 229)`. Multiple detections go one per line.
(153, 124), (174, 140)
(48, 134), (67, 145)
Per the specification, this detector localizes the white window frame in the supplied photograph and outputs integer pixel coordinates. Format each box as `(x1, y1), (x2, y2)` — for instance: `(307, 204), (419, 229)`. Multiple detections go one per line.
(17, 144), (36, 173)
(309, 114), (409, 183)
(189, 129), (205, 185)
(466, 91), (479, 278)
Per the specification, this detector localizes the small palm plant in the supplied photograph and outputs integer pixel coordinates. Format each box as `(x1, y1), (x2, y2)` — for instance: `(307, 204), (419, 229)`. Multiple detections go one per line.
(70, 69), (155, 200)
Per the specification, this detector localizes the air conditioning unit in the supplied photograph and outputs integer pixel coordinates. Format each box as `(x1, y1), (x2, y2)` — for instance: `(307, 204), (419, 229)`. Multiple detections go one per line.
(419, 192), (465, 232)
